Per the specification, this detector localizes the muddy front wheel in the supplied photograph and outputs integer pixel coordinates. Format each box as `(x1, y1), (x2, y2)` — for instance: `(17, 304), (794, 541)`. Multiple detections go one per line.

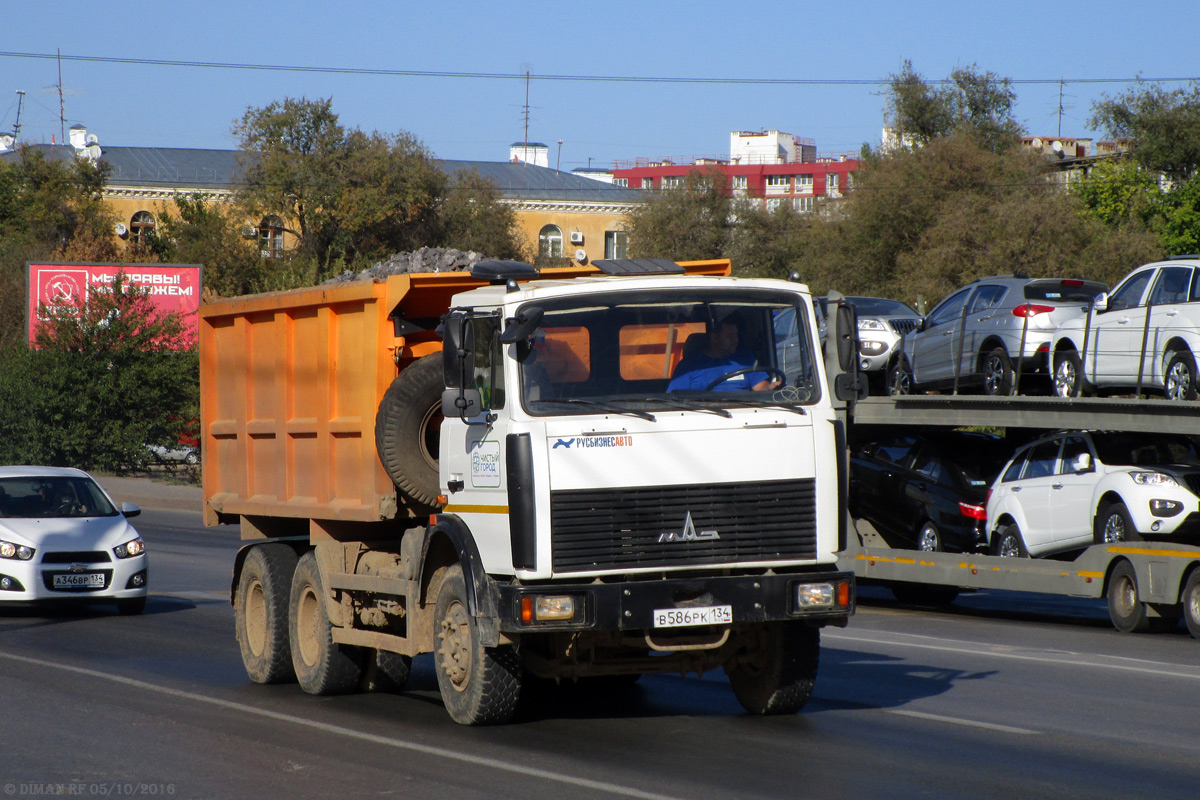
(433, 564), (522, 725)
(725, 624), (819, 715)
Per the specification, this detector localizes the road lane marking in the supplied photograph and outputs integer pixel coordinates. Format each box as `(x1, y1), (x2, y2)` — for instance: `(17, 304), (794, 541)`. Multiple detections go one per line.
(824, 629), (1200, 680)
(887, 709), (1039, 735)
(0, 651), (683, 800)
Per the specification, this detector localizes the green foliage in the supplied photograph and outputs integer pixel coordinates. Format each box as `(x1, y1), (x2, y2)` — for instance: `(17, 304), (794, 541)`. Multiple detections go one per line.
(438, 168), (527, 259)
(234, 97), (463, 281)
(1092, 81), (1200, 180)
(627, 170), (735, 260)
(726, 202), (818, 279)
(1074, 159), (1161, 227)
(0, 147), (117, 348)
(156, 193), (278, 296)
(0, 274), (198, 471)
(1154, 176), (1200, 256)
(886, 60), (1024, 153)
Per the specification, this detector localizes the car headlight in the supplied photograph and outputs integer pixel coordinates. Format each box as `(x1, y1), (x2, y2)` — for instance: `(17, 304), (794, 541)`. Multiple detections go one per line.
(0, 540), (35, 560)
(858, 318), (885, 331)
(114, 538), (146, 558)
(1131, 472), (1179, 487)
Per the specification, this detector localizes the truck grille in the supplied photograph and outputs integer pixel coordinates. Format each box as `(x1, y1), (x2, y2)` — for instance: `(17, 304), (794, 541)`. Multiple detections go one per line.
(550, 478), (817, 573)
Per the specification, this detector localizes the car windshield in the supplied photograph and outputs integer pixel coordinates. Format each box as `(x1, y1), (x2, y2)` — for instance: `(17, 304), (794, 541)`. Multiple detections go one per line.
(0, 476), (119, 519)
(1091, 432), (1200, 467)
(1023, 279), (1107, 303)
(518, 288), (820, 416)
(846, 297), (918, 316)
(928, 436), (1012, 487)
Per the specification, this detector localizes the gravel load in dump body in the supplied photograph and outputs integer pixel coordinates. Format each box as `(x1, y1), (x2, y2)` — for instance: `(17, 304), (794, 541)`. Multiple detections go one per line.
(323, 247), (495, 283)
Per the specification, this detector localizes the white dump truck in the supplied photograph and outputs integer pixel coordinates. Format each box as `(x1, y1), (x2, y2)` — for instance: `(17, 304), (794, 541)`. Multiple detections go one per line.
(200, 258), (857, 724)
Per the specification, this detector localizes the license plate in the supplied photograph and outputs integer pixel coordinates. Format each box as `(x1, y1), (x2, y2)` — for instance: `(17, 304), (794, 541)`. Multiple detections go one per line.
(653, 604), (732, 628)
(53, 573), (106, 589)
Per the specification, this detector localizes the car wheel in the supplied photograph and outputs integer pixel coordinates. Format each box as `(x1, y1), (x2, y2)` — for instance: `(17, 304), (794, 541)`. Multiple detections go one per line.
(1181, 571), (1200, 639)
(1107, 560), (1150, 633)
(992, 523), (1028, 558)
(888, 357), (913, 396)
(1053, 350), (1089, 398)
(981, 347), (1014, 396)
(1095, 502), (1142, 545)
(1164, 351), (1198, 401)
(916, 521), (941, 552)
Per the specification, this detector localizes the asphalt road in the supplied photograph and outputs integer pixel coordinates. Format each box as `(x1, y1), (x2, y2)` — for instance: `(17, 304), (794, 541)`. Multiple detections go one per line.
(2, 499), (1199, 799)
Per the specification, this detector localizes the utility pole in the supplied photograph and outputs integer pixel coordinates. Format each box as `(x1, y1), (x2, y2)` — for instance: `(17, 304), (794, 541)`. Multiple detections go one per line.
(58, 48), (66, 143)
(523, 71), (531, 148)
(556, 139), (563, 171)
(12, 89), (25, 143)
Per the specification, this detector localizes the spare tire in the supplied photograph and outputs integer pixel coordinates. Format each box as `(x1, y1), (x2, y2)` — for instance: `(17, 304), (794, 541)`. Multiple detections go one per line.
(375, 353), (444, 510)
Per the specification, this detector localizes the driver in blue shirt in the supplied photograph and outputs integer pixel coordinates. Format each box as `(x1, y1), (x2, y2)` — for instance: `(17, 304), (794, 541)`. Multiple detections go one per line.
(668, 319), (782, 392)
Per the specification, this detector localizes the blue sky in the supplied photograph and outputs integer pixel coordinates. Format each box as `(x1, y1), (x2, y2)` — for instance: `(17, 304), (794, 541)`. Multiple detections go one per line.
(2, 1), (1196, 170)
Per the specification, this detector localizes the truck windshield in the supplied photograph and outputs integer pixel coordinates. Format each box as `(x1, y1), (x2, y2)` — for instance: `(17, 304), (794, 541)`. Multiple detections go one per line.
(517, 288), (820, 416)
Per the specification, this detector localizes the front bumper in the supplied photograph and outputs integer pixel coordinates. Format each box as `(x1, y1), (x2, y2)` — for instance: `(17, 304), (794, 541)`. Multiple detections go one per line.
(0, 553), (148, 604)
(497, 569), (855, 633)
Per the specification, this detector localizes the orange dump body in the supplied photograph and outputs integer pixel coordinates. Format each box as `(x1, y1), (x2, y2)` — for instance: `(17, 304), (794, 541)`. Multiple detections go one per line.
(199, 260), (731, 528)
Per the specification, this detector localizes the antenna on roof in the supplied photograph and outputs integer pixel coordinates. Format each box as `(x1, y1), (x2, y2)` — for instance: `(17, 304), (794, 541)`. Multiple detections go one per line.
(523, 71), (530, 147)
(12, 90), (24, 143)
(58, 48), (65, 143)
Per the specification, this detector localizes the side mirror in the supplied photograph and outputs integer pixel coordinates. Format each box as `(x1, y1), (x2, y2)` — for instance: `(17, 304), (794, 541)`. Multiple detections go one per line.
(441, 313), (474, 389)
(499, 306), (544, 344)
(1093, 293), (1109, 313)
(916, 317), (928, 332)
(1073, 452), (1093, 473)
(442, 388), (484, 420)
(121, 502), (142, 518)
(835, 302), (859, 373)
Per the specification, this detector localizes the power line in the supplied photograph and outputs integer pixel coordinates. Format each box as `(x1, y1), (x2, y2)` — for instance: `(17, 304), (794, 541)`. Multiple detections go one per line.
(1, 50), (1197, 87)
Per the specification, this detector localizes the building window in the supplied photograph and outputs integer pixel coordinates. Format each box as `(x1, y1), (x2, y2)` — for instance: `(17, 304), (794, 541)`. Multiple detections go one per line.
(793, 196), (813, 213)
(259, 215), (285, 257)
(130, 211), (156, 245)
(766, 198), (782, 212)
(732, 175), (748, 191)
(641, 177), (655, 190)
(827, 173), (840, 197)
(662, 176), (683, 190)
(604, 231), (629, 259)
(539, 225), (563, 259)
(795, 175), (814, 194)
(765, 175), (791, 195)
(614, 177), (628, 187)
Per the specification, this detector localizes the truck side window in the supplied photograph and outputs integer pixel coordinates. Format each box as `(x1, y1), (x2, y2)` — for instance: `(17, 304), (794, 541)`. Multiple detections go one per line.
(473, 316), (504, 409)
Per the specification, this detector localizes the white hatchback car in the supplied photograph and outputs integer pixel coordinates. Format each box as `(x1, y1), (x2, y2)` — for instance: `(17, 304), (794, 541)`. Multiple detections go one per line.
(986, 430), (1200, 558)
(1052, 256), (1200, 399)
(0, 466), (148, 614)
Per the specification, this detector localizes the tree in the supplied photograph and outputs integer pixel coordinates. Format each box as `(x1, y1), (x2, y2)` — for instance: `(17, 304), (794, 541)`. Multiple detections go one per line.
(726, 202), (818, 280)
(0, 273), (198, 470)
(1074, 159), (1161, 228)
(626, 169), (735, 261)
(157, 194), (281, 297)
(438, 168), (527, 259)
(1092, 81), (1200, 180)
(233, 97), (447, 281)
(886, 61), (1024, 152)
(0, 146), (117, 348)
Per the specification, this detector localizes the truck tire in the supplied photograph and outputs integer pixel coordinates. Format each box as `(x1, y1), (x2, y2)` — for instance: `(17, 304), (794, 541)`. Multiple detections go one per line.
(1107, 560), (1151, 633)
(1181, 571), (1200, 639)
(372, 650), (413, 693)
(235, 544), (298, 684)
(433, 563), (522, 725)
(289, 551), (364, 694)
(725, 624), (819, 715)
(375, 354), (444, 510)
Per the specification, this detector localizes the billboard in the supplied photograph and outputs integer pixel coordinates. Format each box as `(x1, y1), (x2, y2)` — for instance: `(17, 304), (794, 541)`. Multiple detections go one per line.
(26, 263), (202, 348)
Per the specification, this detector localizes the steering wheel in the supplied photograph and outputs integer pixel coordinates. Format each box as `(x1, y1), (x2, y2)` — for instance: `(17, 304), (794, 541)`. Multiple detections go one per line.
(704, 366), (787, 392)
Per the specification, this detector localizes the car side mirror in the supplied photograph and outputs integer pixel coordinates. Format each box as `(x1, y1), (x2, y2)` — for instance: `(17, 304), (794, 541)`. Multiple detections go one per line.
(1073, 453), (1093, 473)
(121, 502), (142, 518)
(1093, 293), (1109, 313)
(916, 317), (928, 332)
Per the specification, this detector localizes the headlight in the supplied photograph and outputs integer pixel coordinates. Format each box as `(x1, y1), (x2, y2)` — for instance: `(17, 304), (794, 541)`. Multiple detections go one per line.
(858, 318), (885, 331)
(1131, 472), (1179, 487)
(114, 538), (146, 558)
(859, 340), (888, 355)
(0, 540), (34, 560)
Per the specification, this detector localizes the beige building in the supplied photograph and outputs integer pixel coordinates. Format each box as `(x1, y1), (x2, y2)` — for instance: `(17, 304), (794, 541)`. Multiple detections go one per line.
(2, 126), (643, 264)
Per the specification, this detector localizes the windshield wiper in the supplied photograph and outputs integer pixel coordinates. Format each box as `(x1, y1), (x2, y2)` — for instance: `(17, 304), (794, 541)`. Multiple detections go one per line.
(720, 396), (808, 416)
(643, 397), (733, 418)
(555, 398), (657, 422)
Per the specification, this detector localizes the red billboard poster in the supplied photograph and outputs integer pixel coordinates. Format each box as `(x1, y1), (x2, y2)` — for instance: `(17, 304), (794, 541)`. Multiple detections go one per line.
(26, 263), (202, 348)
